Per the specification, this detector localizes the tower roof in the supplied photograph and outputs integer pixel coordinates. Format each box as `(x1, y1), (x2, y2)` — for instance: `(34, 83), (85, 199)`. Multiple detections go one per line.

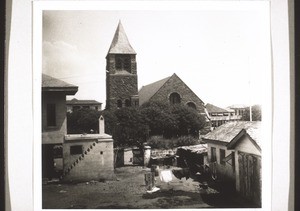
(107, 21), (136, 54)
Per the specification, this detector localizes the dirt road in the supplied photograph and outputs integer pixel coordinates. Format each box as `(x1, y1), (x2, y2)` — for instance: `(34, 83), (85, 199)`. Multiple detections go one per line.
(42, 166), (211, 209)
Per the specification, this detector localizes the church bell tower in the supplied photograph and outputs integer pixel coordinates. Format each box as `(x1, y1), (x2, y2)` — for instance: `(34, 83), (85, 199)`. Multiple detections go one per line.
(105, 21), (139, 110)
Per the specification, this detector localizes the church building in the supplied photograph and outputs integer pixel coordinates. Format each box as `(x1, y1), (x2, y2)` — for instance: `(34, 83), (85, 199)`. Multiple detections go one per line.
(105, 21), (210, 133)
(139, 73), (207, 115)
(105, 21), (139, 110)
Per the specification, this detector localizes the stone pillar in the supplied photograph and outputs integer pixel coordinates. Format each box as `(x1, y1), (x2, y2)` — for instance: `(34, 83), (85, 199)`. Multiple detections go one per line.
(99, 115), (105, 134)
(143, 145), (151, 167)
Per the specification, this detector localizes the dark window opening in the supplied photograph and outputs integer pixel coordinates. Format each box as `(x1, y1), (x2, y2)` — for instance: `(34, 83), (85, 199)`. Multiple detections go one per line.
(116, 57), (122, 69)
(115, 55), (131, 72)
(211, 147), (216, 162)
(232, 152), (235, 172)
(70, 145), (83, 155)
(125, 99), (131, 107)
(83, 106), (89, 109)
(187, 102), (196, 109)
(47, 104), (56, 126)
(169, 92), (181, 104)
(220, 149), (226, 165)
(117, 100), (122, 108)
(73, 106), (80, 111)
(53, 145), (63, 159)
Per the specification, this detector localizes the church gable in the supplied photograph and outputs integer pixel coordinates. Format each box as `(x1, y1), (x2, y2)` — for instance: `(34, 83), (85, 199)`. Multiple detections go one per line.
(143, 73), (205, 113)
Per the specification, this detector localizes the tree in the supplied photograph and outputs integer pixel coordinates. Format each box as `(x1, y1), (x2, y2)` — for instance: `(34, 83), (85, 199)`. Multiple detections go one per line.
(139, 101), (177, 137)
(139, 101), (206, 138)
(113, 107), (149, 147)
(170, 104), (206, 137)
(67, 108), (100, 134)
(241, 105), (262, 121)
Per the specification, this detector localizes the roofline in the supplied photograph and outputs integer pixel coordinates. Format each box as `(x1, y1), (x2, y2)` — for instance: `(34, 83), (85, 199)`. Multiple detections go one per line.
(202, 138), (228, 146)
(226, 129), (261, 151)
(42, 87), (78, 95)
(172, 73), (205, 105)
(147, 76), (172, 103)
(66, 102), (103, 105)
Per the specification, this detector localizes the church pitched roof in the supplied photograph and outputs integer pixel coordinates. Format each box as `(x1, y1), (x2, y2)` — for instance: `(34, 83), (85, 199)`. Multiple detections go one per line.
(138, 76), (171, 105)
(107, 21), (136, 54)
(139, 73), (204, 106)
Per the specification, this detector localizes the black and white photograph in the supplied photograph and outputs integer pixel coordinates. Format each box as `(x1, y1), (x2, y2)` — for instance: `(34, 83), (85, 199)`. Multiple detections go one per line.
(38, 2), (272, 209)
(4, 0), (294, 210)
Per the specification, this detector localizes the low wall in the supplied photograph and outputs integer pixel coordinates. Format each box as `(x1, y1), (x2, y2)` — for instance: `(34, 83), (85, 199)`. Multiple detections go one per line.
(62, 134), (115, 182)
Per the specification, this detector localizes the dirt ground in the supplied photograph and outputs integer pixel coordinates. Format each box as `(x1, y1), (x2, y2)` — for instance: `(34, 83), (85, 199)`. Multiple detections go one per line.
(42, 166), (254, 209)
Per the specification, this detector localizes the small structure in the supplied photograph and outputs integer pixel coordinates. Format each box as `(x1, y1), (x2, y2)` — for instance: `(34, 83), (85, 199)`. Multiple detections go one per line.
(176, 144), (208, 175)
(61, 116), (116, 182)
(203, 121), (261, 206)
(42, 74), (78, 179)
(66, 98), (102, 112)
(206, 103), (240, 129)
(114, 145), (152, 167)
(226, 104), (248, 119)
(227, 126), (261, 206)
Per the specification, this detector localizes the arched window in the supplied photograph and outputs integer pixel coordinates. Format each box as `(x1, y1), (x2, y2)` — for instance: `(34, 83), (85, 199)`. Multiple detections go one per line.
(187, 102), (196, 109)
(117, 99), (122, 108)
(125, 99), (131, 107)
(169, 92), (181, 104)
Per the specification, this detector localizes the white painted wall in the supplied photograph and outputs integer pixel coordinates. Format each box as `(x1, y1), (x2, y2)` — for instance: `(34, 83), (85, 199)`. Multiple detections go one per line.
(207, 142), (235, 181)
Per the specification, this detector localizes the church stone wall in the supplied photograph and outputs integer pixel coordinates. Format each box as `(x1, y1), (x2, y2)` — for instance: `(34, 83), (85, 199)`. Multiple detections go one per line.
(106, 74), (138, 109)
(149, 75), (206, 114)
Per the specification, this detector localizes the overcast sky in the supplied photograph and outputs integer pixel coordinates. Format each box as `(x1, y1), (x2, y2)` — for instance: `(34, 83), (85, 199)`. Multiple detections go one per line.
(42, 6), (271, 108)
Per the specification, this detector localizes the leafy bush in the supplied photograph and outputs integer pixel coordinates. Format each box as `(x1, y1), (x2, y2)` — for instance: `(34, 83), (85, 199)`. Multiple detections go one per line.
(140, 101), (206, 138)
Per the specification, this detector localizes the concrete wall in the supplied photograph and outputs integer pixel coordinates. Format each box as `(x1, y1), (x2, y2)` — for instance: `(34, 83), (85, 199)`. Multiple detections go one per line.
(124, 148), (133, 165)
(233, 135), (261, 192)
(62, 134), (115, 182)
(42, 92), (67, 144)
(207, 142), (235, 182)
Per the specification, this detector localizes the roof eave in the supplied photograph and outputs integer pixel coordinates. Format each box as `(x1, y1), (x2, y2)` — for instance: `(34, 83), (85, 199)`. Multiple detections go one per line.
(202, 138), (228, 146)
(42, 87), (78, 95)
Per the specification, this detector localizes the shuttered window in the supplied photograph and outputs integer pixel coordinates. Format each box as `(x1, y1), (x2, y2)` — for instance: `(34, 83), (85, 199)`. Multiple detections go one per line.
(47, 104), (56, 126)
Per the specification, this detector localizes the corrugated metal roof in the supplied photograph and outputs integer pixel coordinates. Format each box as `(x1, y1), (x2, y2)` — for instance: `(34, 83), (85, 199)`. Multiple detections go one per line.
(203, 121), (261, 146)
(107, 21), (136, 54)
(177, 144), (208, 154)
(66, 98), (102, 105)
(206, 103), (229, 113)
(138, 76), (171, 105)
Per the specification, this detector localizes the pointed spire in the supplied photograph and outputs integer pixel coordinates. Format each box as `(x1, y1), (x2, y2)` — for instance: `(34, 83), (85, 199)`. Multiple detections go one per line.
(107, 20), (136, 54)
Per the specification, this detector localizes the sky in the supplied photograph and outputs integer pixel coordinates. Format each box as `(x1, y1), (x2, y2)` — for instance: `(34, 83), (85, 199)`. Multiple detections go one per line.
(42, 6), (271, 109)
